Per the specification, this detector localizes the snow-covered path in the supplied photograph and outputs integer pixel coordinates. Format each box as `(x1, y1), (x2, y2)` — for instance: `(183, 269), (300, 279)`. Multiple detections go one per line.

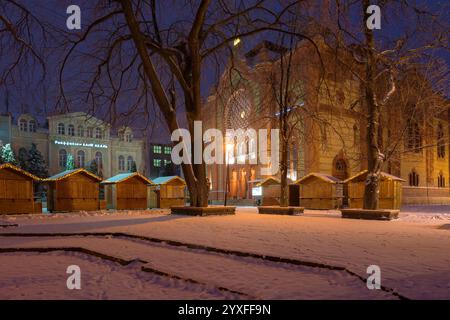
(0, 234), (394, 299)
(1, 207), (450, 299)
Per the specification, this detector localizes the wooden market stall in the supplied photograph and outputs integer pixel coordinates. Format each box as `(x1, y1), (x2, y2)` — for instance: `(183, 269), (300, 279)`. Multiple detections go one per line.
(344, 170), (405, 209)
(254, 177), (281, 206)
(0, 163), (41, 214)
(101, 172), (152, 210)
(45, 168), (102, 212)
(294, 173), (343, 209)
(148, 176), (186, 208)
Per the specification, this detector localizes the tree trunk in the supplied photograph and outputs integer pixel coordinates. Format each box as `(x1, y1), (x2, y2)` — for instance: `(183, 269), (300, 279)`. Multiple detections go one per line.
(279, 138), (289, 207)
(362, 0), (382, 210)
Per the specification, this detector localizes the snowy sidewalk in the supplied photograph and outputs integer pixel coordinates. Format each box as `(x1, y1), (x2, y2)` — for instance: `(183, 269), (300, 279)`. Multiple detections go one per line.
(1, 207), (450, 299)
(0, 235), (394, 299)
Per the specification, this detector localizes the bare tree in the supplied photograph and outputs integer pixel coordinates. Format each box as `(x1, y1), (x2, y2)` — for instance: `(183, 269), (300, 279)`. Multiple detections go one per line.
(319, 0), (449, 209)
(57, 0), (314, 207)
(0, 0), (47, 111)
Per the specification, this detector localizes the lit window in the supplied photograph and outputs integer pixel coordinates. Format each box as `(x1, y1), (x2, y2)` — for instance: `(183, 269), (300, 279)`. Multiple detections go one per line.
(95, 151), (103, 168)
(28, 120), (36, 132)
(164, 159), (171, 166)
(118, 155), (125, 171)
(57, 123), (65, 135)
(68, 124), (75, 136)
(77, 150), (85, 168)
(153, 159), (162, 167)
(153, 145), (162, 153)
(78, 126), (84, 137)
(87, 127), (94, 138)
(59, 149), (67, 168)
(127, 156), (134, 171)
(19, 119), (28, 132)
(164, 146), (172, 154)
(95, 127), (103, 139)
(249, 138), (256, 159)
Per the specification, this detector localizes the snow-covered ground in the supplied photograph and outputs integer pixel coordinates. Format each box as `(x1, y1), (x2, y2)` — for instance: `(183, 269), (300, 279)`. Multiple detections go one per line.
(1, 206), (449, 299)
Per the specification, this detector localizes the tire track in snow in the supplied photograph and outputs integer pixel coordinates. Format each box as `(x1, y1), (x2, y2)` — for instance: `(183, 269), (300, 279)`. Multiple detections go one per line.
(0, 232), (408, 300)
(0, 247), (250, 299)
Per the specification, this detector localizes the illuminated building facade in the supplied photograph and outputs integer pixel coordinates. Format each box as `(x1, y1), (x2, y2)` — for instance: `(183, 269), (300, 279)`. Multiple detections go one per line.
(203, 40), (450, 205)
(0, 112), (145, 178)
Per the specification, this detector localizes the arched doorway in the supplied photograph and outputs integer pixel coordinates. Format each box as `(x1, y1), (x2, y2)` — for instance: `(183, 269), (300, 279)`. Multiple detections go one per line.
(332, 156), (349, 180)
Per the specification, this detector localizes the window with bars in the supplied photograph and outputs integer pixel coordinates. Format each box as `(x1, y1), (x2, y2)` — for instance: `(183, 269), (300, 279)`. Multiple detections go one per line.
(153, 159), (162, 167)
(153, 145), (162, 153)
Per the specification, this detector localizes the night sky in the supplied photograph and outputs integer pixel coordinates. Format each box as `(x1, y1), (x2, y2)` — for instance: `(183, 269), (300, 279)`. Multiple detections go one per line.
(0, 0), (448, 143)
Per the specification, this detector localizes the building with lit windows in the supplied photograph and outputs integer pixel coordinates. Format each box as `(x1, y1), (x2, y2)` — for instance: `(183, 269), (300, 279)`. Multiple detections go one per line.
(148, 143), (179, 179)
(0, 112), (146, 178)
(203, 40), (450, 205)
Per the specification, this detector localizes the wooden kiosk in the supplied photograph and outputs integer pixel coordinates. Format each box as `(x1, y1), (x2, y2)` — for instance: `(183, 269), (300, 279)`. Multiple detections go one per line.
(0, 163), (41, 214)
(294, 173), (343, 209)
(344, 170), (405, 209)
(148, 176), (186, 208)
(45, 168), (102, 212)
(102, 172), (152, 210)
(254, 177), (281, 206)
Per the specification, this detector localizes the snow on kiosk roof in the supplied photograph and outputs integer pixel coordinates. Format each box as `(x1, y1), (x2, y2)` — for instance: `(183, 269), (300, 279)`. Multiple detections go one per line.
(101, 172), (152, 185)
(45, 168), (102, 182)
(344, 170), (405, 183)
(152, 175), (186, 185)
(255, 176), (281, 187)
(0, 163), (41, 181)
(294, 172), (341, 184)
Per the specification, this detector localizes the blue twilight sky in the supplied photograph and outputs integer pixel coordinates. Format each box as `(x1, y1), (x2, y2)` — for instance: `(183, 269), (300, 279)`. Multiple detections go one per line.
(0, 0), (448, 143)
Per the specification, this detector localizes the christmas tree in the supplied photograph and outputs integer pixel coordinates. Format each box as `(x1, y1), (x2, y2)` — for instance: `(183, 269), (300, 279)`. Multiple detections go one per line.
(66, 153), (75, 170)
(27, 143), (48, 178)
(0, 144), (18, 166)
(130, 161), (137, 172)
(88, 159), (98, 175)
(18, 148), (30, 170)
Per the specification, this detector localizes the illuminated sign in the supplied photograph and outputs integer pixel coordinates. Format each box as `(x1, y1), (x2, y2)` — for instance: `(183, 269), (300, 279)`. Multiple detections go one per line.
(252, 186), (262, 197)
(54, 140), (108, 149)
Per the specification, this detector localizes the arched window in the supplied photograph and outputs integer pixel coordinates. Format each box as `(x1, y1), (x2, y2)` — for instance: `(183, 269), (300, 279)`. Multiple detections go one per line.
(19, 119), (28, 132)
(59, 149), (67, 168)
(125, 133), (132, 142)
(437, 123), (445, 159)
(118, 155), (125, 171)
(87, 127), (93, 138)
(249, 138), (256, 159)
(127, 156), (134, 171)
(438, 171), (445, 188)
(77, 150), (85, 168)
(77, 125), (84, 137)
(407, 120), (421, 153)
(409, 169), (419, 187)
(95, 127), (103, 139)
(333, 157), (348, 180)
(57, 123), (65, 135)
(95, 151), (103, 168)
(28, 120), (36, 132)
(68, 124), (75, 136)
